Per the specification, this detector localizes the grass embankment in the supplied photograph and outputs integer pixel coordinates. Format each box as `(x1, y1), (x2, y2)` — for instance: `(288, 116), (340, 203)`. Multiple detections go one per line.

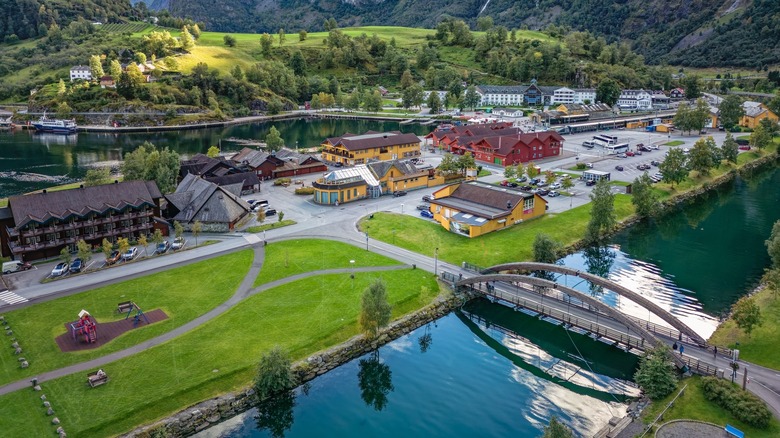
(0, 250), (253, 387)
(254, 238), (403, 285)
(641, 377), (780, 437)
(0, 240), (439, 437)
(665, 140), (685, 146)
(360, 195), (635, 267)
(244, 219), (297, 234)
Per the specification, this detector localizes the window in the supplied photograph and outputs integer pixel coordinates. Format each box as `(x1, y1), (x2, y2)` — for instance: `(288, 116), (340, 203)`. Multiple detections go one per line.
(523, 198), (534, 211)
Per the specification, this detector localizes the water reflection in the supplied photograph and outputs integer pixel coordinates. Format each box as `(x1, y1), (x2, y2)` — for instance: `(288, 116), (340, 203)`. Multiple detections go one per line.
(417, 323), (433, 353)
(357, 351), (394, 411)
(254, 391), (296, 438)
(584, 245), (616, 296)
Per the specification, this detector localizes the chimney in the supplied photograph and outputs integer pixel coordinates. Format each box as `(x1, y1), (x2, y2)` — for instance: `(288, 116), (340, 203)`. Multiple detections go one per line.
(506, 201), (511, 209)
(42, 189), (47, 194)
(80, 184), (84, 189)
(114, 180), (119, 184)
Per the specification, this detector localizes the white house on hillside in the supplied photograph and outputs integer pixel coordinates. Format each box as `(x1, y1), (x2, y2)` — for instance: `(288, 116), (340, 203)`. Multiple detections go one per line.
(552, 87), (575, 104)
(573, 88), (596, 104)
(617, 89), (653, 110)
(69, 66), (92, 82)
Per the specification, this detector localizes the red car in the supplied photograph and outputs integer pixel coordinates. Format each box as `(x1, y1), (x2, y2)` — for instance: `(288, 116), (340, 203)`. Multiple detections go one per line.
(738, 145), (751, 151)
(625, 151), (635, 157)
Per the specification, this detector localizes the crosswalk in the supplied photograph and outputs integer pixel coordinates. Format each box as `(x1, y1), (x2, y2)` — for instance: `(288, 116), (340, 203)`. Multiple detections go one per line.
(0, 290), (28, 306)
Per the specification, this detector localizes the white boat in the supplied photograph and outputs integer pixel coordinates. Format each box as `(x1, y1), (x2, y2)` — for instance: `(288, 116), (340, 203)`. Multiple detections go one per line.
(32, 115), (77, 134)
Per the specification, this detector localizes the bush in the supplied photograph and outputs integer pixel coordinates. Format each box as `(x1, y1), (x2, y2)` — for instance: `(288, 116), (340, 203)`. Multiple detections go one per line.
(701, 377), (772, 428)
(575, 163), (587, 170)
(273, 177), (292, 186)
(294, 187), (315, 195)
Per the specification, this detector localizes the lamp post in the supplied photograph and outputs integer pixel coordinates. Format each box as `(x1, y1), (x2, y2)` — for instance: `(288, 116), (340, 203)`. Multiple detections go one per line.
(392, 229), (396, 245)
(365, 232), (369, 251)
(434, 247), (439, 277)
(350, 259), (355, 290)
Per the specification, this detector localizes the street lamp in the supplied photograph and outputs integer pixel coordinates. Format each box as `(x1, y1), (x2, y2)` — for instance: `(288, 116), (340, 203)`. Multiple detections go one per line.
(434, 247), (439, 277)
(350, 259), (355, 290)
(392, 229), (396, 245)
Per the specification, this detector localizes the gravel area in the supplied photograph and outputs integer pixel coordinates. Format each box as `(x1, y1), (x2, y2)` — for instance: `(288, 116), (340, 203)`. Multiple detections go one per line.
(655, 420), (723, 438)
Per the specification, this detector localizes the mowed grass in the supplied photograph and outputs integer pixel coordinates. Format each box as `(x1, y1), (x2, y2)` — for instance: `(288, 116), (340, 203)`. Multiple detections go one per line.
(360, 195), (635, 267)
(0, 269), (440, 437)
(709, 283), (780, 369)
(254, 239), (403, 286)
(0, 250), (253, 387)
(642, 376), (780, 437)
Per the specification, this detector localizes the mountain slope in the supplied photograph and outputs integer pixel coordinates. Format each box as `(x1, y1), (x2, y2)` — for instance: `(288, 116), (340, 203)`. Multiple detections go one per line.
(164, 0), (780, 67)
(0, 0), (133, 40)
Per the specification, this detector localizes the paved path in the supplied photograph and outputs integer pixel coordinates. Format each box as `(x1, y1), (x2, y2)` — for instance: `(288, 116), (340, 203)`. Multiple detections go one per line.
(0, 241), (410, 396)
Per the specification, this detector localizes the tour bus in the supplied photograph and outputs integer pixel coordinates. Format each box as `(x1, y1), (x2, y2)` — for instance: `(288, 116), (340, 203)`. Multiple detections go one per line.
(582, 140), (597, 148)
(604, 143), (630, 155)
(593, 134), (619, 146)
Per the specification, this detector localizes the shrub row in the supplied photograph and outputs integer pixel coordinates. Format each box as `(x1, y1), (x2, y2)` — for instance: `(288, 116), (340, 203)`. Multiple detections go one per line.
(294, 187), (315, 195)
(701, 377), (772, 428)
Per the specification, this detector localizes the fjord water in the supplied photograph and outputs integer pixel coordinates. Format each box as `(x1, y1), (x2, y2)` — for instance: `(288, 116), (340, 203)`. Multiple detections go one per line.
(198, 165), (780, 438)
(0, 119), (433, 197)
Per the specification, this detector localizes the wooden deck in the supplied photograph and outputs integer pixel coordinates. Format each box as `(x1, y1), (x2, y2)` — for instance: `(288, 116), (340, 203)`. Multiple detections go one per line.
(55, 309), (169, 352)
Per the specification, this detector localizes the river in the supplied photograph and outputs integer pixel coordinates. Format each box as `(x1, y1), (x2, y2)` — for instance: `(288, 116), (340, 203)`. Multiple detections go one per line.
(196, 164), (779, 436)
(0, 118), (433, 197)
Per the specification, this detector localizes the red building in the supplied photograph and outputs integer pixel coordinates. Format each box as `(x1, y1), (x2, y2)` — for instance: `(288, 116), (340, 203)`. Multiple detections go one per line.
(424, 122), (514, 147)
(450, 131), (564, 166)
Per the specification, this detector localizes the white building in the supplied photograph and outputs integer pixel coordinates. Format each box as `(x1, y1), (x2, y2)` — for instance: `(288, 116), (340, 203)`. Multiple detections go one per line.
(552, 87), (575, 104)
(69, 65), (92, 82)
(423, 90), (448, 103)
(573, 88), (597, 104)
(476, 85), (527, 106)
(617, 89), (653, 110)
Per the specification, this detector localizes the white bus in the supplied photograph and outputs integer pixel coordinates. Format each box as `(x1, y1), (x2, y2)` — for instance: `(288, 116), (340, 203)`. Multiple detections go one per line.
(593, 134), (619, 146)
(604, 143), (630, 155)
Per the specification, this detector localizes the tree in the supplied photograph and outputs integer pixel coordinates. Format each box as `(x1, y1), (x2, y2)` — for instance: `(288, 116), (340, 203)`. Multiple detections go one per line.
(673, 103), (693, 134)
(456, 152), (475, 175)
(526, 162), (540, 179)
(427, 91), (442, 114)
(180, 26), (195, 51)
(278, 28), (285, 46)
(117, 237), (130, 258)
(121, 142), (181, 194)
(561, 177), (574, 193)
(402, 84), (424, 109)
(503, 165), (516, 179)
(138, 234), (149, 256)
(57, 79), (66, 95)
(298, 30), (307, 41)
(290, 51), (306, 76)
(254, 346), (297, 399)
(542, 416), (574, 438)
(76, 239), (92, 265)
(358, 352), (394, 411)
(544, 170), (556, 185)
(631, 173), (659, 217)
(174, 221), (184, 239)
(659, 148), (688, 188)
(690, 98), (711, 133)
(190, 24), (201, 40)
(278, 211), (285, 223)
(256, 208), (266, 224)
(89, 54), (104, 79)
(152, 229), (164, 253)
(476, 16), (494, 31)
(254, 390), (296, 438)
(719, 95), (744, 130)
(206, 145), (220, 158)
(363, 90), (383, 112)
(759, 117), (778, 137)
(359, 279), (392, 338)
(192, 220), (202, 246)
(689, 138), (714, 175)
(223, 34), (236, 47)
(596, 79), (620, 106)
(683, 75), (701, 99)
(634, 346), (677, 400)
(731, 296), (762, 337)
(586, 179), (616, 243)
(750, 123), (772, 151)
(533, 234), (561, 264)
(260, 33), (273, 57)
(766, 220), (780, 269)
(764, 268), (780, 300)
(721, 132), (739, 164)
(84, 167), (111, 186)
(265, 126), (285, 152)
(463, 85), (481, 110)
(109, 59), (122, 78)
(59, 247), (72, 266)
(136, 52), (147, 65)
(101, 238), (113, 260)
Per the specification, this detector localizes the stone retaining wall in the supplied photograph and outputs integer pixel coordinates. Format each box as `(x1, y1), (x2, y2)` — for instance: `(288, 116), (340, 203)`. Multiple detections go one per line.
(123, 290), (475, 438)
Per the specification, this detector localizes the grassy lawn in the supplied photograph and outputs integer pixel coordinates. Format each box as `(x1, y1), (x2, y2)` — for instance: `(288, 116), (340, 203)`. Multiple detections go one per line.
(665, 140), (685, 146)
(0, 250), (253, 387)
(359, 195), (635, 267)
(0, 269), (440, 437)
(642, 377), (780, 437)
(254, 239), (403, 286)
(244, 219), (297, 233)
(709, 283), (780, 369)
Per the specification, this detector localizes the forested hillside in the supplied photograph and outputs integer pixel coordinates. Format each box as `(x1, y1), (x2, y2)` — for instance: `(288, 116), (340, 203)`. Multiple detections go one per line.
(0, 0), (133, 41)
(164, 0), (780, 68)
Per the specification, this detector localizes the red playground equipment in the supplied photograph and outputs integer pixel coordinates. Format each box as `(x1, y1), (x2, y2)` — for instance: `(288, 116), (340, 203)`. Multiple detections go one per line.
(70, 310), (98, 344)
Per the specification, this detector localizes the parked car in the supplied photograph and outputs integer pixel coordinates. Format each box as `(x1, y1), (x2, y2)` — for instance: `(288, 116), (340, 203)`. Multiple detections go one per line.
(265, 208), (278, 216)
(122, 247), (138, 261)
(172, 237), (185, 251)
(51, 262), (69, 277)
(617, 153), (627, 158)
(549, 182), (562, 190)
(69, 258), (83, 273)
(500, 180), (509, 187)
(625, 151), (635, 157)
(2, 260), (33, 274)
(334, 162), (344, 168)
(416, 204), (429, 211)
(649, 144), (659, 150)
(615, 165), (624, 171)
(547, 190), (560, 197)
(392, 190), (407, 197)
(585, 163), (594, 168)
(638, 164), (651, 170)
(422, 195), (433, 202)
(682, 148), (691, 154)
(508, 182), (519, 188)
(420, 210), (434, 218)
(157, 240), (171, 254)
(635, 150), (643, 155)
(517, 176), (528, 182)
(651, 160), (661, 166)
(520, 185), (533, 191)
(536, 182), (548, 188)
(106, 250), (122, 265)
(537, 188), (549, 196)
(585, 180), (597, 186)
(738, 145), (751, 151)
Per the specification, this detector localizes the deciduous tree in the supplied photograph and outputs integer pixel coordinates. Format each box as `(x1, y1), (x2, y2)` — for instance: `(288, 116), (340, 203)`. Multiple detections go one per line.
(766, 220), (780, 269)
(721, 132), (739, 164)
(731, 296), (762, 337)
(192, 220), (202, 246)
(121, 142), (180, 193)
(533, 234), (561, 264)
(659, 148), (688, 188)
(634, 346), (677, 400)
(59, 247), (72, 266)
(265, 126), (285, 152)
(138, 234), (148, 256)
(689, 137), (714, 175)
(463, 85), (481, 110)
(631, 173), (658, 217)
(750, 123), (771, 151)
(89, 54), (104, 79)
(101, 238), (113, 260)
(77, 239), (92, 264)
(223, 34), (236, 47)
(683, 75), (701, 99)
(596, 78), (620, 106)
(542, 416), (574, 438)
(254, 346), (297, 399)
(719, 95), (744, 130)
(298, 30), (307, 41)
(260, 33), (273, 57)
(180, 26), (195, 52)
(359, 279), (392, 338)
(84, 167), (111, 186)
(427, 91), (442, 114)
(585, 179), (615, 243)
(206, 145), (220, 158)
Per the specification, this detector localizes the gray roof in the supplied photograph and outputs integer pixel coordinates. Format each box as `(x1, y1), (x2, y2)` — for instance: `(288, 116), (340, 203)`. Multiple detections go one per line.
(166, 174), (249, 224)
(477, 85), (527, 95)
(9, 181), (162, 228)
(432, 181), (539, 220)
(366, 160), (424, 179)
(327, 132), (421, 152)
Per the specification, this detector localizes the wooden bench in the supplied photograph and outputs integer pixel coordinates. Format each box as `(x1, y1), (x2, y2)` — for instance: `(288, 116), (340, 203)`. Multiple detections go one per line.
(87, 371), (108, 388)
(117, 301), (135, 314)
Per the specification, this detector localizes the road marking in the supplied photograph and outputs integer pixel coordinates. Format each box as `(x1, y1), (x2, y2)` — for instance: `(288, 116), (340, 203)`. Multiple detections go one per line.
(0, 290), (28, 305)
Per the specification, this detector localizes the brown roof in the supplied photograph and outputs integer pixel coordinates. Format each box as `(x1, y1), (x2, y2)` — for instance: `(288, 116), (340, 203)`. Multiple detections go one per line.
(479, 131), (563, 156)
(432, 182), (541, 219)
(327, 132), (420, 152)
(9, 181), (162, 228)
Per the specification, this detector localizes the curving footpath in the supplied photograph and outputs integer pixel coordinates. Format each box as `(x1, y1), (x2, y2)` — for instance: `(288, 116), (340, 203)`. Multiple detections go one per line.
(0, 241), (411, 396)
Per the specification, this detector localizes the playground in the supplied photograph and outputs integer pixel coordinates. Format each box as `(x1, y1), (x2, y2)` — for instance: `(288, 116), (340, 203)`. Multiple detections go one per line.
(55, 304), (169, 352)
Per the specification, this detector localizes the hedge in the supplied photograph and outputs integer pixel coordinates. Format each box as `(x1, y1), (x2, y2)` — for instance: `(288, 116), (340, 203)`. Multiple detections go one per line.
(701, 377), (772, 428)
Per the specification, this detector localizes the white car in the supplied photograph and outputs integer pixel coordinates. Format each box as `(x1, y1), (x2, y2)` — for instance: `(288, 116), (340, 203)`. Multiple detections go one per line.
(549, 182), (562, 190)
(172, 237), (185, 251)
(122, 247), (138, 261)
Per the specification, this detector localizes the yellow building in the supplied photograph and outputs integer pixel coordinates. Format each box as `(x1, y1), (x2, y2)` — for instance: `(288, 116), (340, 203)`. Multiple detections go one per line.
(321, 131), (422, 166)
(429, 181), (547, 238)
(740, 102), (779, 129)
(367, 161), (431, 193)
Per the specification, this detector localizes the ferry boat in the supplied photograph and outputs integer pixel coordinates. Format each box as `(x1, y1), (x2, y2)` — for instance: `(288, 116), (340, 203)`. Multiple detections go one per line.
(0, 117), (15, 130)
(32, 116), (77, 134)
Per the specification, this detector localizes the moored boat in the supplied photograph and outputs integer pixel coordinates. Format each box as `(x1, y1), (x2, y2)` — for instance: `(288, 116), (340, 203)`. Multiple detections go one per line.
(32, 116), (77, 134)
